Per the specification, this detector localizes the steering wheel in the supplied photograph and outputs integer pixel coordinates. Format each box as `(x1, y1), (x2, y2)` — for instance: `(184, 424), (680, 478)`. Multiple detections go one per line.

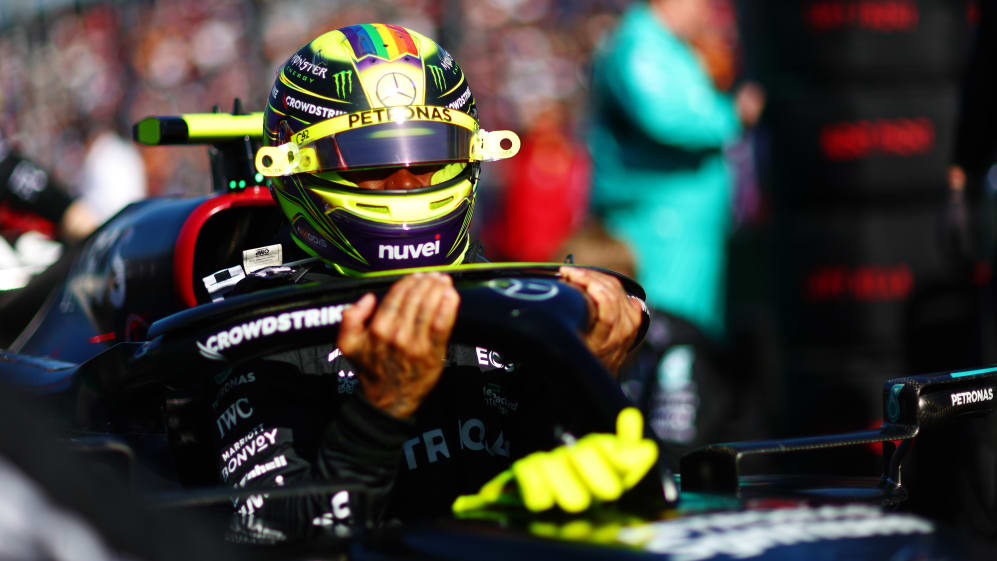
(105, 267), (637, 433)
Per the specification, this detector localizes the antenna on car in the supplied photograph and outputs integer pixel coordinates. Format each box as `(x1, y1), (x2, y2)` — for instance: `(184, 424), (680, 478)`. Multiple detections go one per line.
(206, 99), (262, 194)
(131, 99), (266, 193)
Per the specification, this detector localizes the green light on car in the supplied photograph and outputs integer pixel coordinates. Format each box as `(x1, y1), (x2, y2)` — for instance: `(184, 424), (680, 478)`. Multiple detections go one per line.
(951, 365), (997, 378)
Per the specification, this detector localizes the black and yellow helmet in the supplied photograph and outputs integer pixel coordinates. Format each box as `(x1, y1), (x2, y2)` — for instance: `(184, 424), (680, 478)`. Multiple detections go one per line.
(257, 24), (520, 274)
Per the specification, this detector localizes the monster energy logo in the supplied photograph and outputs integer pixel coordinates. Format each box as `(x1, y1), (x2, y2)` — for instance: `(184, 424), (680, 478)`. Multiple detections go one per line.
(427, 65), (446, 90)
(333, 70), (353, 99)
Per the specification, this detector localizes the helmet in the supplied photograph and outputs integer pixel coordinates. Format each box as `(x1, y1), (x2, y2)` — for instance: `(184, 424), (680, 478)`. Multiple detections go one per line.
(256, 24), (520, 274)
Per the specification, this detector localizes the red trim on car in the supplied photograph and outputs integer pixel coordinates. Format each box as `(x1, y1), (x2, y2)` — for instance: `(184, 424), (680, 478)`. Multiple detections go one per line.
(88, 332), (116, 344)
(173, 187), (275, 308)
(865, 419), (902, 456)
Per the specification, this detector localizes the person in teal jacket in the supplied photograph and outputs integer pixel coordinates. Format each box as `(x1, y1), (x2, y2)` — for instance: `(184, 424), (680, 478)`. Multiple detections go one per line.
(588, 0), (762, 340)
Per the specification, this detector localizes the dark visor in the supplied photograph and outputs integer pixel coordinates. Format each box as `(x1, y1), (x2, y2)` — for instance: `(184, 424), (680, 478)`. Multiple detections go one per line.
(304, 121), (475, 171)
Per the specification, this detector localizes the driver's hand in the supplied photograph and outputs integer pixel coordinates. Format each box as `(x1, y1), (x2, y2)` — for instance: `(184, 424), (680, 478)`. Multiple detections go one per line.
(559, 266), (643, 377)
(452, 408), (658, 514)
(339, 272), (459, 419)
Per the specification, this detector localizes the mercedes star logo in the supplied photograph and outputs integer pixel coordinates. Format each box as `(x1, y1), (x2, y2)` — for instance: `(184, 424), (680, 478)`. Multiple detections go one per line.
(486, 278), (560, 301)
(376, 72), (417, 106)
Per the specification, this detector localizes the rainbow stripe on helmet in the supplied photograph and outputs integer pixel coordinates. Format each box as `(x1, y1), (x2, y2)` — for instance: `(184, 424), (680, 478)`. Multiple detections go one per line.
(341, 24), (420, 62)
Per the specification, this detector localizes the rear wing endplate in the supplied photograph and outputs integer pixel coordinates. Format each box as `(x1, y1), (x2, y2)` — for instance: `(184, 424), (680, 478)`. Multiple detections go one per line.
(681, 365), (997, 492)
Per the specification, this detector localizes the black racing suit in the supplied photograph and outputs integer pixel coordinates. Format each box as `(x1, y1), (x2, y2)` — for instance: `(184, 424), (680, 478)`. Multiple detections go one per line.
(206, 244), (556, 542)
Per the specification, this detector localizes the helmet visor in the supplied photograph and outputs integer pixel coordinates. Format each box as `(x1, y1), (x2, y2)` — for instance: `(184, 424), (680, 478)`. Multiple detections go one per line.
(306, 120), (474, 171)
(257, 106), (520, 177)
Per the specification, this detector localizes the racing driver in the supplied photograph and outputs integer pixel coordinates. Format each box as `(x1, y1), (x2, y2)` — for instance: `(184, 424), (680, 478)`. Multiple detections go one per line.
(205, 24), (650, 541)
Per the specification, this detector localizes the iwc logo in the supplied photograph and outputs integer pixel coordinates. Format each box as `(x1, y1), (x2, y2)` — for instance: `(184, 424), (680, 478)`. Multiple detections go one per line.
(376, 72), (417, 106)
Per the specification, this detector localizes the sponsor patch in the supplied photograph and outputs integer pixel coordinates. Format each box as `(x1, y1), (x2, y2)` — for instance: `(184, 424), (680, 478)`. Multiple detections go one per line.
(332, 70), (353, 98)
(290, 54), (328, 78)
(202, 265), (246, 302)
(242, 244), (282, 274)
(378, 236), (441, 261)
(337, 370), (358, 394)
(284, 95), (345, 120)
(402, 419), (510, 470)
(427, 65), (446, 89)
(343, 105), (453, 130)
(487, 278), (559, 301)
(237, 454), (288, 488)
(950, 387), (994, 407)
(312, 490), (352, 529)
(448, 86), (472, 110)
(213, 372), (256, 408)
(216, 398), (255, 438)
(483, 383), (518, 414)
(375, 72), (417, 107)
(237, 494), (266, 516)
(197, 304), (347, 360)
(221, 426), (280, 480)
(475, 347), (516, 372)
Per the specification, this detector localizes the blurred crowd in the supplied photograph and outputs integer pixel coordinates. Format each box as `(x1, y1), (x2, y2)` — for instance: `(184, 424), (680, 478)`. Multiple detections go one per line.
(0, 0), (739, 219)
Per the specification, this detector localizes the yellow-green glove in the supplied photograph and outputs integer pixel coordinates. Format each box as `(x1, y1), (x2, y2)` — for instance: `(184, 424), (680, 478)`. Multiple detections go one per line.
(453, 407), (658, 514)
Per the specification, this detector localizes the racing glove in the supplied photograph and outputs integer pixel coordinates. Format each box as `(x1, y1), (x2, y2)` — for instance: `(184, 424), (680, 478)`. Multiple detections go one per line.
(452, 408), (658, 514)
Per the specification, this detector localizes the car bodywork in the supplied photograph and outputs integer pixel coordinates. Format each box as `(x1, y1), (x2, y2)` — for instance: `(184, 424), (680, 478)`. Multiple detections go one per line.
(0, 110), (993, 560)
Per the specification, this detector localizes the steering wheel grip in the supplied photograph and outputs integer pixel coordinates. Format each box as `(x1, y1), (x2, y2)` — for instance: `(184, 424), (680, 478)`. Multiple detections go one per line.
(133, 274), (636, 434)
